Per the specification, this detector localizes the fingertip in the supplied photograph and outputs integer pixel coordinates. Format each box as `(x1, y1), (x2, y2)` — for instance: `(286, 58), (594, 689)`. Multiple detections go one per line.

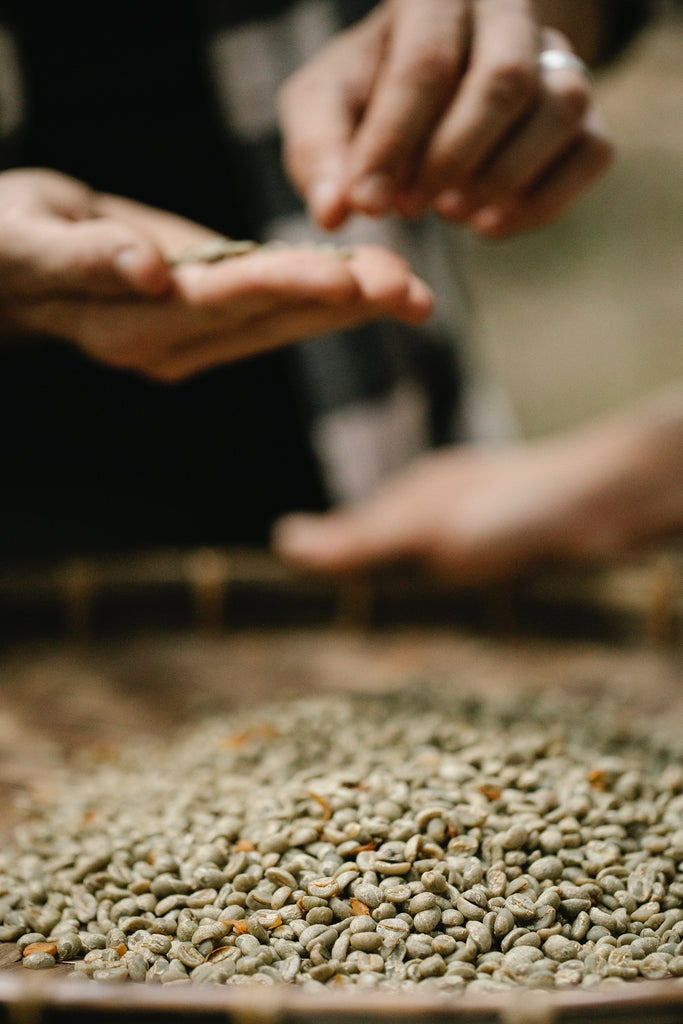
(467, 205), (516, 237)
(276, 512), (374, 574)
(174, 246), (361, 309)
(347, 247), (434, 322)
(434, 189), (471, 221)
(347, 172), (396, 216)
(275, 508), (398, 574)
(403, 277), (435, 322)
(115, 246), (172, 296)
(272, 513), (337, 569)
(308, 178), (350, 230)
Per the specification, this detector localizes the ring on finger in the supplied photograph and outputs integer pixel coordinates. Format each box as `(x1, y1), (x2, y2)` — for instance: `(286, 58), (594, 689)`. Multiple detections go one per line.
(538, 49), (592, 81)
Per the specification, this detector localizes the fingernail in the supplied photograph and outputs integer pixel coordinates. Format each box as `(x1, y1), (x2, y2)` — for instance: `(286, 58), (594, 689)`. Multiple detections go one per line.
(116, 246), (170, 295)
(115, 246), (146, 279)
(309, 177), (344, 223)
(406, 278), (435, 321)
(349, 172), (395, 214)
(469, 206), (504, 234)
(434, 189), (470, 219)
(115, 246), (142, 269)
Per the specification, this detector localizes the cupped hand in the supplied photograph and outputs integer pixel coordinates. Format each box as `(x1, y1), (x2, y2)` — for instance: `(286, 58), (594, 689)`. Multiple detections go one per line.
(274, 444), (583, 583)
(279, 0), (614, 236)
(0, 168), (433, 381)
(273, 395), (683, 583)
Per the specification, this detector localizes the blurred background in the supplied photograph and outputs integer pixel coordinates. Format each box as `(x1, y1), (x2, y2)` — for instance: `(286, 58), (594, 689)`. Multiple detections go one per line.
(464, 5), (682, 438)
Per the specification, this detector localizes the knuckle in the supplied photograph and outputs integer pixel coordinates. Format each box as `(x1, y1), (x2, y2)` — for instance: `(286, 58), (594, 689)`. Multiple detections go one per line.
(366, 124), (412, 167)
(420, 147), (461, 187)
(483, 59), (536, 110)
(401, 43), (456, 90)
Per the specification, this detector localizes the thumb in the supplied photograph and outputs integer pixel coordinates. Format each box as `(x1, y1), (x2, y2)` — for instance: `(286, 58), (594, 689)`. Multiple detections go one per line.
(277, 21), (384, 230)
(11, 217), (171, 298)
(278, 90), (353, 230)
(272, 497), (427, 573)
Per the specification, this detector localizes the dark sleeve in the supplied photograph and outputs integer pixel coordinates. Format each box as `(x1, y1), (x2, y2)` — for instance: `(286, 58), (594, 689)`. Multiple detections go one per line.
(598, 0), (656, 64)
(0, 9), (24, 171)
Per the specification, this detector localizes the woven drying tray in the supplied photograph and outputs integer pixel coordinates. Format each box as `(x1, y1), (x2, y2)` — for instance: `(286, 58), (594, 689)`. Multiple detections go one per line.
(0, 546), (682, 1023)
(0, 972), (682, 1024)
(0, 544), (681, 644)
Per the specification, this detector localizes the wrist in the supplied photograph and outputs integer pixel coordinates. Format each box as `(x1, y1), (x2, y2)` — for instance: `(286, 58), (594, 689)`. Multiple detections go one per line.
(553, 388), (683, 560)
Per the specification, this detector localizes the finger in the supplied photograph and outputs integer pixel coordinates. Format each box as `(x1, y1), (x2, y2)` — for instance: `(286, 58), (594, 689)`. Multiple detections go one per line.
(279, 89), (353, 230)
(174, 245), (433, 323)
(345, 0), (469, 216)
(152, 264), (433, 382)
(468, 110), (613, 236)
(273, 493), (431, 573)
(346, 245), (434, 320)
(278, 14), (384, 229)
(458, 28), (594, 210)
(27, 251), (432, 382)
(419, 0), (540, 211)
(400, 274), (435, 323)
(173, 247), (362, 309)
(0, 166), (96, 219)
(463, 54), (593, 209)
(5, 216), (171, 298)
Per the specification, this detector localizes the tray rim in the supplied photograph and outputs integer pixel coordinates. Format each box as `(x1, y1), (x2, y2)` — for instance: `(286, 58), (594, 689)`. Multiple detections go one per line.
(0, 971), (682, 1019)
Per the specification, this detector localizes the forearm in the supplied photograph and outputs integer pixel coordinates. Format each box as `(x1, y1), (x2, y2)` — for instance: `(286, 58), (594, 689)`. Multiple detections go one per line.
(620, 383), (683, 539)
(533, 0), (654, 66)
(558, 383), (683, 558)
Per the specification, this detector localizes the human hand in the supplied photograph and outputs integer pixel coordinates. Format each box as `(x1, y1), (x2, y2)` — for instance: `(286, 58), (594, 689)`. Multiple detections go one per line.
(273, 394), (683, 582)
(279, 0), (613, 237)
(0, 168), (433, 381)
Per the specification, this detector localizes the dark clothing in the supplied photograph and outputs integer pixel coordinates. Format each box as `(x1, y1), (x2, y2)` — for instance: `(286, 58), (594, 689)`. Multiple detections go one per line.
(601, 0), (656, 64)
(1, 6), (308, 552)
(0, 1), (471, 558)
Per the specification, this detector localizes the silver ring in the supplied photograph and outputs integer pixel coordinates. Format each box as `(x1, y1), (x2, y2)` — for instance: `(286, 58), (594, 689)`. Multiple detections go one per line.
(538, 49), (591, 81)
